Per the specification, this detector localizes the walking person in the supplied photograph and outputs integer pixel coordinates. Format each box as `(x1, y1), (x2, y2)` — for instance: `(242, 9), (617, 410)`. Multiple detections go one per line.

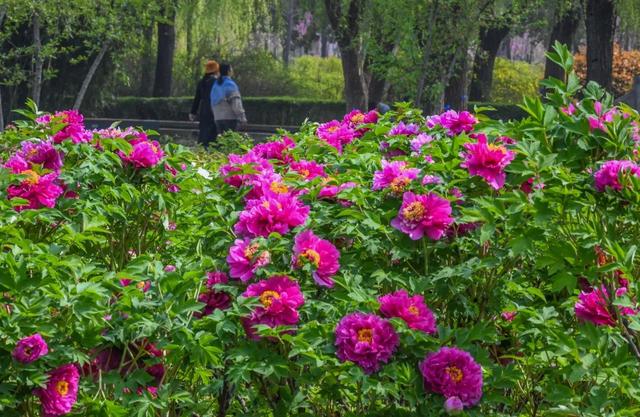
(210, 63), (247, 134)
(189, 60), (219, 149)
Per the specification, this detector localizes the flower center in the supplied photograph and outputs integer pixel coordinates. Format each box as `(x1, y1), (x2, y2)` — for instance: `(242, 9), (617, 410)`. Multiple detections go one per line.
(244, 242), (260, 260)
(269, 181), (289, 194)
(300, 249), (321, 267)
(487, 144), (507, 154)
(23, 170), (40, 185)
(151, 144), (159, 153)
(259, 290), (280, 308)
(352, 114), (365, 124)
(357, 328), (373, 343)
(136, 281), (146, 290)
(327, 125), (339, 133)
(24, 346), (33, 355)
(402, 201), (425, 222)
(445, 366), (464, 383)
(299, 169), (310, 178)
(55, 380), (69, 396)
(390, 176), (410, 193)
(408, 305), (420, 316)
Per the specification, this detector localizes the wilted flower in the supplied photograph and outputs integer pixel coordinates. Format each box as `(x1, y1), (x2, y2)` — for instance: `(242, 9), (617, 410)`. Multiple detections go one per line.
(334, 312), (399, 374)
(12, 333), (48, 363)
(419, 347), (483, 408)
(292, 229), (340, 287)
(234, 192), (310, 238)
(379, 290), (437, 334)
(391, 191), (453, 240)
(120, 278), (151, 293)
(372, 160), (420, 193)
(163, 265), (176, 272)
(422, 175), (442, 185)
(35, 363), (80, 417)
(227, 238), (271, 282)
(460, 134), (515, 189)
(593, 160), (640, 192)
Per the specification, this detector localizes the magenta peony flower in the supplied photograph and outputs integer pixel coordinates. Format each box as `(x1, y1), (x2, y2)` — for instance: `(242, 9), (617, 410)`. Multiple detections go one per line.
(593, 160), (640, 192)
(428, 110), (477, 136)
(234, 192), (310, 238)
(242, 275), (304, 339)
(5, 140), (63, 173)
(343, 109), (379, 127)
(227, 238), (271, 282)
(422, 175), (442, 185)
(120, 278), (151, 292)
(378, 290), (437, 334)
(410, 133), (434, 154)
(122, 140), (164, 168)
(7, 170), (64, 211)
(251, 136), (295, 162)
(318, 181), (356, 206)
(196, 272), (232, 318)
(460, 134), (515, 189)
(317, 120), (357, 153)
(575, 286), (617, 326)
(372, 160), (420, 193)
(388, 122), (420, 137)
(444, 396), (464, 414)
(334, 312), (399, 374)
(391, 191), (453, 240)
(561, 102), (576, 116)
(35, 363), (80, 417)
(588, 101), (616, 132)
(501, 311), (517, 321)
(163, 265), (176, 272)
(42, 110), (92, 144)
(290, 160), (327, 180)
(219, 153), (275, 187)
(292, 229), (340, 287)
(420, 347), (483, 408)
(12, 333), (48, 363)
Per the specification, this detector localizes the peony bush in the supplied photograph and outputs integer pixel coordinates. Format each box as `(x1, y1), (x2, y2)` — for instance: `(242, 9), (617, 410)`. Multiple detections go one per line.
(2, 44), (640, 416)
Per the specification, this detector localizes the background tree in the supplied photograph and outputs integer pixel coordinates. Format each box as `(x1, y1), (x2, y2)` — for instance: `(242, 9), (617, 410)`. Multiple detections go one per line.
(585, 0), (615, 91)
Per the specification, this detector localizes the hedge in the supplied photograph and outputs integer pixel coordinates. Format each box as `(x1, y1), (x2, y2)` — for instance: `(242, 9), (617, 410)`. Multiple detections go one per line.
(92, 97), (526, 126)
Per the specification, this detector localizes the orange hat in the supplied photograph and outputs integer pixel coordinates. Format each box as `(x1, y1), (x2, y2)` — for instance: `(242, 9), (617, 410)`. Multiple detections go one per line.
(205, 60), (219, 74)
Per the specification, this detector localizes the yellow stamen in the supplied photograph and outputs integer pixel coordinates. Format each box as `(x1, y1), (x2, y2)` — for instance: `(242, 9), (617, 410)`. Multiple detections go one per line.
(357, 328), (373, 343)
(402, 201), (425, 221)
(408, 305), (420, 316)
(390, 177), (410, 193)
(300, 249), (321, 267)
(55, 380), (69, 396)
(259, 290), (280, 308)
(244, 242), (259, 260)
(445, 366), (463, 383)
(487, 144), (506, 154)
(269, 181), (289, 194)
(22, 170), (40, 185)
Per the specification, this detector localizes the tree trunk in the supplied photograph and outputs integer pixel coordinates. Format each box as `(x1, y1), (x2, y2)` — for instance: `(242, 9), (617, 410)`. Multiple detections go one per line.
(445, 49), (469, 110)
(73, 43), (109, 110)
(32, 12), (43, 106)
(0, 5), (6, 26)
(414, 0), (440, 106)
(544, 9), (581, 81)
(586, 0), (615, 91)
(153, 10), (176, 97)
(139, 23), (155, 96)
(321, 26), (329, 58)
(341, 47), (367, 110)
(469, 25), (509, 102)
(283, 0), (295, 67)
(0, 5), (6, 131)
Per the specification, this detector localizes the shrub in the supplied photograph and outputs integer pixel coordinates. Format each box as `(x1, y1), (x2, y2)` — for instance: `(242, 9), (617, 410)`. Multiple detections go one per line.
(574, 44), (640, 96)
(289, 56), (344, 101)
(490, 57), (543, 103)
(3, 45), (640, 417)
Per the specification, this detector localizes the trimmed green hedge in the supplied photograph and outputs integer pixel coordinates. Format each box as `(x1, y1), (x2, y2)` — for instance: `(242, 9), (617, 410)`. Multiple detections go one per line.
(93, 97), (526, 126)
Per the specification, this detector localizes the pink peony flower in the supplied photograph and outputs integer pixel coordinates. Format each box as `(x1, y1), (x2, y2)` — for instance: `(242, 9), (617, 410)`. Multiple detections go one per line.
(290, 160), (327, 180)
(251, 137), (295, 163)
(372, 160), (420, 193)
(410, 133), (434, 153)
(318, 182), (356, 206)
(317, 120), (357, 153)
(234, 192), (310, 238)
(561, 102), (576, 116)
(501, 311), (517, 322)
(120, 278), (151, 293)
(388, 122), (420, 137)
(35, 363), (80, 417)
(227, 238), (271, 282)
(12, 333), (48, 363)
(5, 140), (63, 173)
(460, 134), (515, 189)
(219, 153), (274, 187)
(163, 265), (176, 272)
(7, 170), (64, 211)
(588, 101), (616, 132)
(444, 396), (464, 414)
(42, 110), (92, 144)
(378, 290), (437, 334)
(422, 175), (442, 185)
(593, 160), (640, 192)
(343, 110), (379, 136)
(391, 191), (454, 240)
(242, 275), (304, 339)
(573, 286), (637, 326)
(122, 140), (164, 168)
(428, 110), (477, 136)
(419, 347), (483, 408)
(195, 271), (232, 318)
(334, 312), (399, 374)
(520, 177), (545, 194)
(292, 229), (340, 287)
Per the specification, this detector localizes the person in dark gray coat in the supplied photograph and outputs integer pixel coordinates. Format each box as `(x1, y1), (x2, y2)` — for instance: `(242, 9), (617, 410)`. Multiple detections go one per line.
(189, 60), (219, 149)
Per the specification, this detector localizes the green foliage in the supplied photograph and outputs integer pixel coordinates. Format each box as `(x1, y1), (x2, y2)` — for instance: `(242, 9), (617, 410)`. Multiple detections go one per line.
(289, 56), (344, 101)
(490, 58), (544, 104)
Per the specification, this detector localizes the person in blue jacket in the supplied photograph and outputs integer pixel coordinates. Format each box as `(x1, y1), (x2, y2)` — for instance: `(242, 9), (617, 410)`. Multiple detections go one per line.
(210, 63), (247, 134)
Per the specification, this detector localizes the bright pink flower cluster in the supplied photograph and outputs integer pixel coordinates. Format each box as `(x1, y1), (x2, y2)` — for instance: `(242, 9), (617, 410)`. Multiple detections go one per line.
(4, 140), (63, 173)
(372, 160), (420, 193)
(378, 290), (437, 334)
(251, 136), (296, 163)
(316, 120), (358, 153)
(242, 275), (304, 339)
(593, 160), (640, 192)
(388, 122), (420, 137)
(391, 191), (454, 240)
(419, 347), (483, 410)
(37, 110), (92, 144)
(12, 333), (49, 364)
(121, 140), (165, 168)
(574, 285), (637, 326)
(35, 363), (80, 417)
(290, 160), (327, 180)
(219, 153), (275, 187)
(234, 191), (310, 238)
(460, 134), (515, 189)
(334, 312), (399, 374)
(197, 272), (232, 317)
(343, 110), (379, 136)
(588, 101), (616, 132)
(292, 229), (340, 287)
(227, 238), (271, 282)
(427, 110), (477, 136)
(318, 181), (356, 206)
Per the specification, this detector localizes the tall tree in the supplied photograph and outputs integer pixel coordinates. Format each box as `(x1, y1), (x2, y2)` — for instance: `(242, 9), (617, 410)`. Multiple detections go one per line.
(31, 10), (43, 106)
(324, 0), (367, 111)
(544, 2), (581, 82)
(469, 24), (509, 102)
(153, 2), (176, 97)
(585, 0), (615, 91)
(282, 0), (296, 66)
(0, 4), (6, 131)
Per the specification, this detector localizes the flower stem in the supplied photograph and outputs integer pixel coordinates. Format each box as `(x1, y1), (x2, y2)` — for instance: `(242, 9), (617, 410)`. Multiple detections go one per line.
(422, 238), (430, 276)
